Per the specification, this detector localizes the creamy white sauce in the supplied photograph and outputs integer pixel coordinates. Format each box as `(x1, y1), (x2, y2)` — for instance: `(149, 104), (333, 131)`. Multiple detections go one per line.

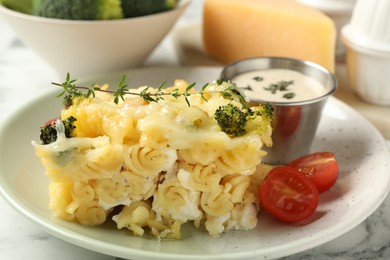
(231, 69), (326, 102)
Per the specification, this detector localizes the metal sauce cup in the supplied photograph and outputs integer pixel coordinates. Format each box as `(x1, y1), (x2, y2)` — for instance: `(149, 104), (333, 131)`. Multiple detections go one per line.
(220, 57), (337, 165)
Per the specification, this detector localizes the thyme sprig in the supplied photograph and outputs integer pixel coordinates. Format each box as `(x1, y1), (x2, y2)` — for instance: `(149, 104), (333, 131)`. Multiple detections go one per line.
(52, 73), (248, 108)
(113, 75), (128, 104)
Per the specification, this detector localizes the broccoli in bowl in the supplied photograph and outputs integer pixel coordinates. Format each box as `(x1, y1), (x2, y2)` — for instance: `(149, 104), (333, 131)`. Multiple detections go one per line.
(0, 0), (180, 20)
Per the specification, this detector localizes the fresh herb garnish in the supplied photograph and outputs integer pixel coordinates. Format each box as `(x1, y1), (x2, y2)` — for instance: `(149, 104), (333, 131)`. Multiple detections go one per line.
(46, 74), (273, 142)
(52, 73), (247, 107)
(263, 80), (296, 99)
(263, 80), (294, 94)
(217, 82), (249, 109)
(283, 92), (296, 99)
(113, 75), (129, 104)
(241, 84), (253, 91)
(253, 76), (263, 82)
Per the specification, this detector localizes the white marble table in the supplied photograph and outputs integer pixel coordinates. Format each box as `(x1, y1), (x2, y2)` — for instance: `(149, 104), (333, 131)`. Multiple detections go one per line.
(1, 1), (390, 259)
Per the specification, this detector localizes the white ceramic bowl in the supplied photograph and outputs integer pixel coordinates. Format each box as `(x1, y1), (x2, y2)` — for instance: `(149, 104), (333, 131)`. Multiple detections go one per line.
(0, 0), (190, 77)
(297, 0), (356, 58)
(341, 0), (390, 105)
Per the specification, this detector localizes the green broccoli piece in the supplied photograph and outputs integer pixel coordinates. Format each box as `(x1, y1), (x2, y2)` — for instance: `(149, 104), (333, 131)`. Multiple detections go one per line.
(214, 103), (247, 138)
(32, 0), (123, 20)
(40, 116), (77, 145)
(214, 103), (274, 138)
(1, 0), (33, 14)
(120, 0), (178, 18)
(245, 104), (274, 135)
(40, 122), (57, 145)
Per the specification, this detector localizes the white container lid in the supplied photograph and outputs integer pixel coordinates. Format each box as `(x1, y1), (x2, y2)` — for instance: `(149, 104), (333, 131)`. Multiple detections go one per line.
(349, 0), (390, 44)
(297, 0), (356, 13)
(342, 25), (390, 55)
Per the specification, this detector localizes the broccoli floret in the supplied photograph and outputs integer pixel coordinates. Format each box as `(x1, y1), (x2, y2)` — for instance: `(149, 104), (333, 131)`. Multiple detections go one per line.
(40, 122), (57, 145)
(40, 116), (77, 145)
(1, 0), (33, 14)
(260, 103), (274, 119)
(99, 0), (124, 20)
(214, 103), (247, 138)
(245, 104), (274, 135)
(214, 103), (274, 138)
(32, 0), (123, 20)
(120, 0), (178, 18)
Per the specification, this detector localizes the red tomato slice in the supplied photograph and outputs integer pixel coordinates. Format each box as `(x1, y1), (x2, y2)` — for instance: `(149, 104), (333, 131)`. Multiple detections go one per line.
(259, 166), (319, 223)
(44, 117), (60, 126)
(287, 152), (338, 193)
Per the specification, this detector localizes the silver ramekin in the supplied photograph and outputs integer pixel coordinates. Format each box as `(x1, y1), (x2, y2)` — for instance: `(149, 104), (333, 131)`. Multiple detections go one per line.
(220, 57), (337, 165)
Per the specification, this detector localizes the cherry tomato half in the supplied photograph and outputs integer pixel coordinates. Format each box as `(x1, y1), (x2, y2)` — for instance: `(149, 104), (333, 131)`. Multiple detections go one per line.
(287, 152), (338, 193)
(259, 166), (319, 223)
(44, 117), (60, 126)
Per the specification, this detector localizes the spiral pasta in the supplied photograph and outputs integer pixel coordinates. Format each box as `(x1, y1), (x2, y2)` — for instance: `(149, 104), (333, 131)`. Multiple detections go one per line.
(214, 134), (267, 176)
(177, 163), (221, 192)
(113, 201), (154, 237)
(124, 144), (177, 177)
(34, 79), (273, 239)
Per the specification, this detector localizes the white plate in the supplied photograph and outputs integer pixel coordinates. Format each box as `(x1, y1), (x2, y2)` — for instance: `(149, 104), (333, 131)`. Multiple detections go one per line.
(0, 67), (389, 260)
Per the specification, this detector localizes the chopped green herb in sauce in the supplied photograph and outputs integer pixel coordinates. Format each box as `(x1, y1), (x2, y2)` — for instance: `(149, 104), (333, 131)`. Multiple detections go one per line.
(283, 92), (296, 99)
(253, 76), (264, 82)
(264, 80), (294, 94)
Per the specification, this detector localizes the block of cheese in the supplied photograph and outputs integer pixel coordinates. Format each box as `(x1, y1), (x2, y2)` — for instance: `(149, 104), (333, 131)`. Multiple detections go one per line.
(203, 0), (336, 72)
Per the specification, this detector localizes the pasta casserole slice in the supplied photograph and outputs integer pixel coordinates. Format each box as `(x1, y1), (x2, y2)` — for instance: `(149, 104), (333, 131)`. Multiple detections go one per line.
(33, 79), (273, 239)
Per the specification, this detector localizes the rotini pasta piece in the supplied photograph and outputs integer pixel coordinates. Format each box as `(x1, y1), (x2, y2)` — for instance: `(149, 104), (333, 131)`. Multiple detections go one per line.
(93, 170), (158, 209)
(148, 218), (182, 239)
(93, 173), (130, 210)
(177, 163), (221, 193)
(123, 170), (158, 201)
(124, 144), (177, 177)
(204, 213), (231, 238)
(77, 143), (124, 181)
(75, 200), (107, 226)
(225, 191), (258, 232)
(221, 174), (251, 203)
(200, 185), (233, 217)
(62, 181), (100, 219)
(113, 201), (154, 237)
(153, 178), (202, 223)
(204, 192), (258, 237)
(214, 134), (266, 176)
(71, 181), (95, 204)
